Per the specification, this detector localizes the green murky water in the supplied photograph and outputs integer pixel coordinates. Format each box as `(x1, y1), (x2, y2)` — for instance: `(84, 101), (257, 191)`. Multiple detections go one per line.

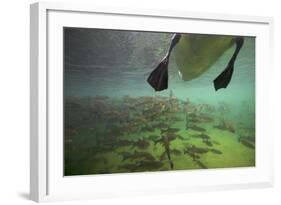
(64, 28), (255, 176)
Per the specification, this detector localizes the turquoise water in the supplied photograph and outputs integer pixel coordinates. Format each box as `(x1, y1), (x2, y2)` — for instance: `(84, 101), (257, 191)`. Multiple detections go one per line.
(64, 28), (255, 176)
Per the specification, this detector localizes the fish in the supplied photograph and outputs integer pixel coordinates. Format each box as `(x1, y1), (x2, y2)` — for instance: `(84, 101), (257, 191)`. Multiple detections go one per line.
(155, 135), (174, 169)
(162, 136), (174, 169)
(118, 163), (138, 171)
(188, 118), (202, 123)
(100, 135), (119, 147)
(135, 160), (163, 171)
(190, 133), (210, 140)
(203, 139), (213, 147)
(140, 126), (155, 132)
(161, 127), (181, 133)
(211, 140), (221, 145)
(239, 126), (255, 132)
(93, 95), (110, 101)
(154, 133), (178, 145)
(185, 145), (209, 154)
(239, 139), (255, 149)
(123, 151), (155, 161)
(208, 148), (223, 154)
(87, 145), (114, 154)
(215, 119), (236, 133)
(154, 122), (170, 130)
(132, 139), (150, 150)
(188, 113), (214, 123)
(148, 135), (161, 141)
(147, 33), (244, 91)
(117, 139), (133, 147)
(118, 151), (133, 161)
(183, 149), (201, 161)
(177, 135), (186, 140)
(194, 160), (208, 169)
(213, 125), (226, 131)
(170, 148), (182, 156)
(239, 136), (255, 143)
(214, 124), (235, 133)
(187, 125), (206, 132)
(197, 115), (214, 123)
(188, 113), (198, 119)
(98, 169), (111, 174)
(169, 116), (183, 122)
(166, 133), (179, 142)
(159, 151), (167, 161)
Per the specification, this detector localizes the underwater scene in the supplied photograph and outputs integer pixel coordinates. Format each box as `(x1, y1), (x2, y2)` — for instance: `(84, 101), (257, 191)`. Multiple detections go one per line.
(64, 28), (255, 176)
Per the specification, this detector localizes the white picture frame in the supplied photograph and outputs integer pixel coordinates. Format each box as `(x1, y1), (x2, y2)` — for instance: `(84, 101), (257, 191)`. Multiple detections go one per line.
(30, 1), (274, 202)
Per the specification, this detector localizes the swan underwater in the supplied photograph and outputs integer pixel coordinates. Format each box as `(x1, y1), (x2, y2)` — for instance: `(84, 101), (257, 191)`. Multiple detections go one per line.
(147, 33), (244, 91)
